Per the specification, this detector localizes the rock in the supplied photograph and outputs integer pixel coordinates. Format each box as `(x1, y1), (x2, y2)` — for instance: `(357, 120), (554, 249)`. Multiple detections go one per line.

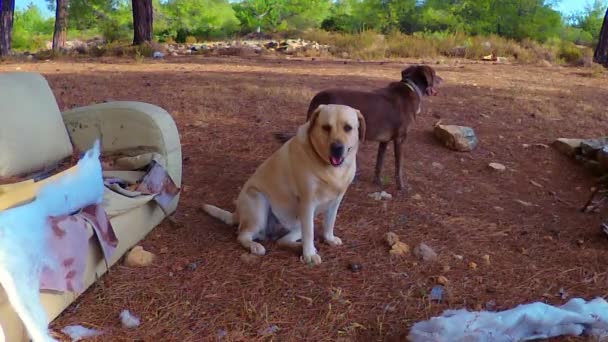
(581, 137), (608, 158)
(124, 245), (155, 267)
(552, 138), (584, 157)
(482, 254), (491, 265)
(385, 232), (400, 246)
(153, 51), (164, 59)
(453, 254), (464, 261)
(411, 194), (423, 201)
(488, 162), (506, 171)
(469, 261), (478, 270)
(348, 261), (362, 273)
(436, 275), (449, 285)
(432, 162), (444, 169)
(434, 123), (478, 152)
(493, 206), (504, 212)
(390, 241), (411, 256)
(413, 243), (438, 262)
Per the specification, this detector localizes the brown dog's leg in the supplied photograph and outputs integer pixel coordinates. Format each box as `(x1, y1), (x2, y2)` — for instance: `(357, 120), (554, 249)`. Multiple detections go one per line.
(394, 137), (408, 192)
(373, 142), (388, 186)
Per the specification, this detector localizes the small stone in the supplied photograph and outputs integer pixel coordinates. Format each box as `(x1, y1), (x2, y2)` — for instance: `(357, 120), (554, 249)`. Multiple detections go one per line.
(187, 262), (198, 271)
(348, 261), (363, 273)
(493, 206), (504, 212)
(530, 180), (543, 188)
(411, 194), (423, 201)
(369, 191), (392, 201)
(385, 232), (400, 246)
(482, 254), (491, 265)
(240, 253), (261, 264)
(436, 275), (449, 285)
(552, 138), (584, 157)
(413, 243), (438, 262)
(576, 239), (584, 246)
(124, 246), (155, 267)
(390, 241), (411, 256)
(485, 300), (497, 311)
(443, 265), (451, 272)
(488, 162), (506, 171)
(543, 235), (554, 242)
(453, 254), (464, 261)
(469, 262), (478, 270)
(433, 123), (478, 152)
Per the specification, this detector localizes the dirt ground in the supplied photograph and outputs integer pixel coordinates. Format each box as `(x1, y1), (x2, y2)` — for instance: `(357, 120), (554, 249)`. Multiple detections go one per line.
(3, 55), (608, 341)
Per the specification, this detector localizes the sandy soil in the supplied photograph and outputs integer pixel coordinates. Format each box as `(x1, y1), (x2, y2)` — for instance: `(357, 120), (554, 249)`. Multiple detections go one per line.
(2, 55), (608, 341)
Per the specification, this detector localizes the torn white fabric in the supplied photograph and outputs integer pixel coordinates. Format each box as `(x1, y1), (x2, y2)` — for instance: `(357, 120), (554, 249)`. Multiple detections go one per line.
(0, 140), (104, 342)
(408, 297), (608, 342)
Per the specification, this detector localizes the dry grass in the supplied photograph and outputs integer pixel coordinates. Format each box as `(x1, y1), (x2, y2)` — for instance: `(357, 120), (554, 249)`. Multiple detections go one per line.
(1, 55), (608, 341)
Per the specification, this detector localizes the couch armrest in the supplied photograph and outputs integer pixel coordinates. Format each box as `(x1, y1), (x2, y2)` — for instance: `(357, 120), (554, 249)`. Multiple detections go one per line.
(62, 101), (182, 189)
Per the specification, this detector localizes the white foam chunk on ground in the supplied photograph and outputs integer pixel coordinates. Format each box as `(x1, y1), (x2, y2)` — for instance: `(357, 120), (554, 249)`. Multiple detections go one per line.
(0, 140), (104, 342)
(120, 309), (141, 329)
(60, 325), (103, 341)
(408, 297), (608, 342)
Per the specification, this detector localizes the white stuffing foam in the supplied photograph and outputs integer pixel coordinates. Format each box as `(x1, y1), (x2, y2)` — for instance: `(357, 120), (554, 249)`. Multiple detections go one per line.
(120, 309), (141, 329)
(0, 140), (104, 342)
(60, 325), (103, 341)
(408, 297), (608, 342)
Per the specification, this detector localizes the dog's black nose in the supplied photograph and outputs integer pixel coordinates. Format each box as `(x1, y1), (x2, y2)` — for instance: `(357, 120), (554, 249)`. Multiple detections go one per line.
(330, 142), (345, 158)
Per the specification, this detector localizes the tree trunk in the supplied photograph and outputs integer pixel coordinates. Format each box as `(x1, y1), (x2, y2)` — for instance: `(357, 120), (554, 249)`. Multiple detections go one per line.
(52, 0), (69, 51)
(0, 0), (15, 56)
(132, 0), (153, 45)
(594, 7), (608, 66)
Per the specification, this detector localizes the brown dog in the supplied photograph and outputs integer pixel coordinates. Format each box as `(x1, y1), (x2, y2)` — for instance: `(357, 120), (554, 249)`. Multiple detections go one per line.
(275, 65), (442, 191)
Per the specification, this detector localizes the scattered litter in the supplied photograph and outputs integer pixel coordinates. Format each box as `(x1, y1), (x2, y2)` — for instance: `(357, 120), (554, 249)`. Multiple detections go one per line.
(414, 243), (438, 261)
(61, 325), (103, 341)
(153, 51), (164, 59)
(258, 324), (279, 335)
(408, 297), (608, 342)
(390, 241), (410, 256)
(482, 254), (491, 265)
(369, 191), (393, 201)
(469, 262), (478, 270)
(559, 287), (569, 300)
(119, 309), (141, 329)
(430, 285), (444, 302)
(488, 162), (506, 171)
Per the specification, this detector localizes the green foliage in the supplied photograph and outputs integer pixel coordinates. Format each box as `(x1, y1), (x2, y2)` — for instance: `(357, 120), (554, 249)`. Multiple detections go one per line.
(158, 0), (240, 40)
(233, 0), (331, 33)
(12, 4), (53, 51)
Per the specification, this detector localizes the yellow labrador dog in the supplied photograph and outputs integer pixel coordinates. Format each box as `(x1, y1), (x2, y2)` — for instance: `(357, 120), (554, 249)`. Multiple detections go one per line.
(202, 104), (365, 265)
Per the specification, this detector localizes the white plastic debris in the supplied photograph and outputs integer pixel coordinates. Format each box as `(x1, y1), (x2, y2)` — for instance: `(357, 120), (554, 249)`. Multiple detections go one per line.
(0, 141), (104, 342)
(368, 191), (393, 201)
(408, 297), (608, 342)
(120, 309), (141, 329)
(153, 51), (164, 59)
(61, 325), (103, 341)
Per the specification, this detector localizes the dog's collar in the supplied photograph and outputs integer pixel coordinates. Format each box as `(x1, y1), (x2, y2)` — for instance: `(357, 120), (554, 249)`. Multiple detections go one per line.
(402, 79), (424, 99)
(402, 79), (423, 116)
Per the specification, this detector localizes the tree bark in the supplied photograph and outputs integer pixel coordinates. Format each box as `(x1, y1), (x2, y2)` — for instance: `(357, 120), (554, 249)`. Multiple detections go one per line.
(132, 0), (153, 45)
(0, 0), (15, 56)
(52, 0), (69, 51)
(594, 7), (608, 66)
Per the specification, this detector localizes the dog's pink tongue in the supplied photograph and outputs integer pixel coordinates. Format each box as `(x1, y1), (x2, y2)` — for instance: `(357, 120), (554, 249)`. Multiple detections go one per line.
(330, 157), (341, 166)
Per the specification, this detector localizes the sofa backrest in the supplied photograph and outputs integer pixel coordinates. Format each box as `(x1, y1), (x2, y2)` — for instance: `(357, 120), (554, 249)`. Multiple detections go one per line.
(0, 72), (73, 177)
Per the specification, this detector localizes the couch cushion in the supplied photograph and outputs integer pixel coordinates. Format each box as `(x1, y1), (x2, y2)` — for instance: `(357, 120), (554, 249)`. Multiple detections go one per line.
(0, 72), (73, 177)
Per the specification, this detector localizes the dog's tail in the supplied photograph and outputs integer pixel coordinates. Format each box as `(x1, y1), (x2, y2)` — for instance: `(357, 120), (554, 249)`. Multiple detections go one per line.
(201, 204), (236, 226)
(272, 132), (294, 144)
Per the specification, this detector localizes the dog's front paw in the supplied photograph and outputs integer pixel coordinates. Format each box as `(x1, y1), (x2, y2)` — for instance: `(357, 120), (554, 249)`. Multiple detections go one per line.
(301, 252), (322, 266)
(324, 235), (343, 247)
(249, 242), (266, 256)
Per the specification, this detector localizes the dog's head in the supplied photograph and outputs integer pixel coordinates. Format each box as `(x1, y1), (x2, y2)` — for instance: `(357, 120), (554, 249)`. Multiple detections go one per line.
(401, 65), (443, 96)
(307, 104), (366, 167)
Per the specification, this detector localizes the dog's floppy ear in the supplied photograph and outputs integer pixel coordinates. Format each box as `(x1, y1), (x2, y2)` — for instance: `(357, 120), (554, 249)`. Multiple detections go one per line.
(356, 110), (366, 143)
(307, 104), (324, 135)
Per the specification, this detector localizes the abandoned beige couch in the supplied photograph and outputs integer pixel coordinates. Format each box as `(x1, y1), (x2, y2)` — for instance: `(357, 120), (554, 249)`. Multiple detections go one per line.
(0, 72), (182, 341)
